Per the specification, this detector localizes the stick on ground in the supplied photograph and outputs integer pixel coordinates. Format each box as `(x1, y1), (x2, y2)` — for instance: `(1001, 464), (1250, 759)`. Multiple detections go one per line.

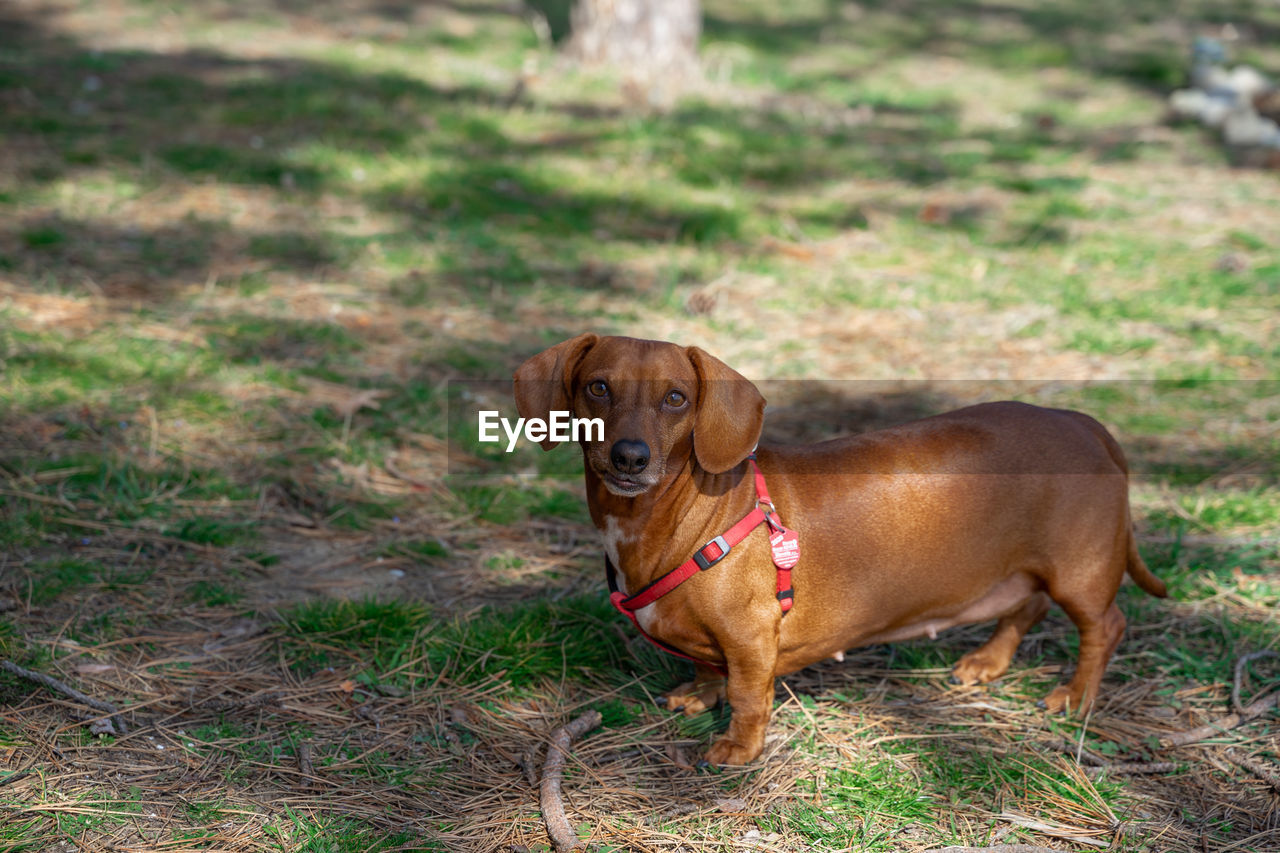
(539, 710), (601, 852)
(1232, 650), (1278, 714)
(1163, 691), (1279, 747)
(1224, 749), (1280, 795)
(1164, 655), (1279, 749)
(297, 741), (315, 782)
(1084, 761), (1181, 777)
(1, 659), (127, 734)
(933, 847), (1063, 853)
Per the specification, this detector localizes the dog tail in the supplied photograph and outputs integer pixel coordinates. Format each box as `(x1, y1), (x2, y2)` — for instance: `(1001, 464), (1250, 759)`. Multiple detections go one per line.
(1126, 516), (1167, 598)
(1078, 412), (1167, 599)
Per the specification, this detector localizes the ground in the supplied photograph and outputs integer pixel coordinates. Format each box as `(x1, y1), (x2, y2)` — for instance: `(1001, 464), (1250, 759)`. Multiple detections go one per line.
(0, 0), (1278, 850)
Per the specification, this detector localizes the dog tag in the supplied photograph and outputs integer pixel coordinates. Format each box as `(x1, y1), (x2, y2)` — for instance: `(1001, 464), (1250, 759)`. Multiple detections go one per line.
(769, 527), (800, 569)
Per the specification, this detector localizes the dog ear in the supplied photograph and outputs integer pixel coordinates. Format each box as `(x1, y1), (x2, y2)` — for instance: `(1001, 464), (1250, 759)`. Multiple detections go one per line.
(513, 333), (599, 450)
(686, 346), (765, 473)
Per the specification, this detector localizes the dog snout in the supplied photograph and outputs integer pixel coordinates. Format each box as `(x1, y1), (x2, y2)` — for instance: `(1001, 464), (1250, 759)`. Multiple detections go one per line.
(610, 439), (650, 475)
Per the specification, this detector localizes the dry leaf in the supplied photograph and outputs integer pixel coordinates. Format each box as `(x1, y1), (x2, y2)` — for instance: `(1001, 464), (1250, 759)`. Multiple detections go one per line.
(302, 378), (390, 418)
(715, 797), (748, 813)
(332, 388), (389, 419)
(74, 663), (115, 674)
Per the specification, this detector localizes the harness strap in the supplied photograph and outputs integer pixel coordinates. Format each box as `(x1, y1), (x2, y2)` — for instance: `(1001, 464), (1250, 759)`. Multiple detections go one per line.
(613, 505), (769, 611)
(606, 455), (794, 672)
(753, 458), (795, 613)
(606, 557), (728, 675)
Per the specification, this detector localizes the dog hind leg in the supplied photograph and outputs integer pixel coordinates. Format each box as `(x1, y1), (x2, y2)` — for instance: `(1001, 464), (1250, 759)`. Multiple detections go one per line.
(950, 591), (1051, 686)
(658, 663), (727, 716)
(1041, 600), (1125, 714)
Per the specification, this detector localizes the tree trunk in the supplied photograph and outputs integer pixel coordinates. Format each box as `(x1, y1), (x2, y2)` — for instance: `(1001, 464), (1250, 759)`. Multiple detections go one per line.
(568, 0), (701, 83)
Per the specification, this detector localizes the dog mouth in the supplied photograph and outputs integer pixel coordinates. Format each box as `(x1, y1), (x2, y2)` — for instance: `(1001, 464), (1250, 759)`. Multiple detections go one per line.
(599, 470), (651, 497)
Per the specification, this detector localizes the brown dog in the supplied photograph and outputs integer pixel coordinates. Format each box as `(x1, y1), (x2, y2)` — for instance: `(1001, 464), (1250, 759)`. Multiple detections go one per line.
(514, 334), (1166, 765)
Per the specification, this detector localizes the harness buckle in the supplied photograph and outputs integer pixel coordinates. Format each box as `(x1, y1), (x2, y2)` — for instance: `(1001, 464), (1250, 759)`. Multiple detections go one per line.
(693, 535), (730, 570)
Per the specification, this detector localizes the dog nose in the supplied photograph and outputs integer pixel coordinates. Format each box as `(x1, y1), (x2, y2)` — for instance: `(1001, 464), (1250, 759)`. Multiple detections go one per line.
(610, 439), (649, 475)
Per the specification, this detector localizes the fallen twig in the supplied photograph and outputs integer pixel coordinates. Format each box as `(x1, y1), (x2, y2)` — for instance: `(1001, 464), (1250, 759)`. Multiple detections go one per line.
(933, 847), (1063, 853)
(384, 454), (433, 492)
(1224, 749), (1280, 795)
(517, 744), (541, 789)
(1164, 654), (1280, 748)
(1043, 737), (1106, 766)
(188, 690), (281, 713)
(1153, 652), (1280, 792)
(996, 813), (1108, 848)
(0, 770), (32, 790)
(1, 660), (127, 734)
(1163, 691), (1279, 746)
(1232, 650), (1278, 714)
(540, 710), (601, 852)
(297, 742), (315, 781)
(1084, 761), (1180, 777)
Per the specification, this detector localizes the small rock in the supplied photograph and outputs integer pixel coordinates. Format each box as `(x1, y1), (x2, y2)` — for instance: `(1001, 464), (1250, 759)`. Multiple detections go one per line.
(1215, 252), (1251, 273)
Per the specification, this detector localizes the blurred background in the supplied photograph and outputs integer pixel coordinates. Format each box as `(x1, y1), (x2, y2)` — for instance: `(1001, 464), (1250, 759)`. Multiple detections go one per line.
(1, 1), (1278, 851)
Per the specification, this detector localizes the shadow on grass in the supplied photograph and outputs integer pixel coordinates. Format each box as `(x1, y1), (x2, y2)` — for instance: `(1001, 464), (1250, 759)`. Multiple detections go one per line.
(4, 0), (1240, 316)
(706, 0), (1278, 90)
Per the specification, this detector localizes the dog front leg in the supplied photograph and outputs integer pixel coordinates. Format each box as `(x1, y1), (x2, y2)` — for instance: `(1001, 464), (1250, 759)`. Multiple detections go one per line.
(705, 638), (778, 766)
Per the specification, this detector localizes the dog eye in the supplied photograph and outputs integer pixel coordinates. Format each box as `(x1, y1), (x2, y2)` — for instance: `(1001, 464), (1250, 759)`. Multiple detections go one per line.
(587, 380), (609, 398)
(665, 390), (686, 408)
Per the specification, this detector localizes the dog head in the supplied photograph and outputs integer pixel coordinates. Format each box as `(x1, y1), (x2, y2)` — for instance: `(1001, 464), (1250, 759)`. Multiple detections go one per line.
(514, 334), (765, 496)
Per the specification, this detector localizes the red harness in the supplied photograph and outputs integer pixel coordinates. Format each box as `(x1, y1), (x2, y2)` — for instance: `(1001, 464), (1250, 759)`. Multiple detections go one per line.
(605, 454), (798, 674)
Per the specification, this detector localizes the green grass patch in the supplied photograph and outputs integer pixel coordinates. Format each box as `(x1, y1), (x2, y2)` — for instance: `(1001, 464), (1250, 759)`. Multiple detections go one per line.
(454, 481), (588, 525)
(762, 756), (939, 850)
(281, 595), (650, 692)
(25, 558), (102, 605)
(67, 605), (147, 644)
(0, 619), (27, 665)
(0, 813), (46, 852)
(1067, 328), (1158, 357)
(51, 791), (144, 837)
(187, 580), (244, 607)
(1141, 537), (1278, 606)
(266, 809), (422, 852)
(202, 315), (365, 366)
(23, 556), (98, 602)
(164, 517), (258, 548)
(381, 538), (450, 560)
(1147, 489), (1280, 533)
(37, 455), (255, 526)
(21, 224), (68, 248)
(159, 143), (325, 189)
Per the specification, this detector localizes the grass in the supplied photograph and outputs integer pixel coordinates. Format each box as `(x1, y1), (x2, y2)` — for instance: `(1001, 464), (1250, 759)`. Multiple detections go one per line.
(1, 0), (1278, 849)
(765, 758), (940, 850)
(281, 595), (666, 692)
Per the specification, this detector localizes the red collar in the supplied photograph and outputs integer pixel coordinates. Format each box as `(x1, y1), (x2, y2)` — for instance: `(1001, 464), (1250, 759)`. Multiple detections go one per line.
(604, 454), (796, 674)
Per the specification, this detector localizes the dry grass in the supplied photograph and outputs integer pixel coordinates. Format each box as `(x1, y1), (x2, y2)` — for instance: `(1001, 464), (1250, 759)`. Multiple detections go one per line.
(2, 512), (1277, 850)
(3, 0), (1279, 850)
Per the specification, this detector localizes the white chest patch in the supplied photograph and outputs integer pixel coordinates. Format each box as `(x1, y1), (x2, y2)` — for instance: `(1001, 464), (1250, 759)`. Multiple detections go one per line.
(634, 603), (658, 633)
(601, 517), (659, 632)
(600, 516), (634, 593)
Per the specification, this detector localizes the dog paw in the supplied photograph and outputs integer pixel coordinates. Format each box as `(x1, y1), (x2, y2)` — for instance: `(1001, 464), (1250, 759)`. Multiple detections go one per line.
(659, 681), (725, 717)
(705, 737), (761, 766)
(1039, 685), (1078, 714)
(951, 651), (1008, 686)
